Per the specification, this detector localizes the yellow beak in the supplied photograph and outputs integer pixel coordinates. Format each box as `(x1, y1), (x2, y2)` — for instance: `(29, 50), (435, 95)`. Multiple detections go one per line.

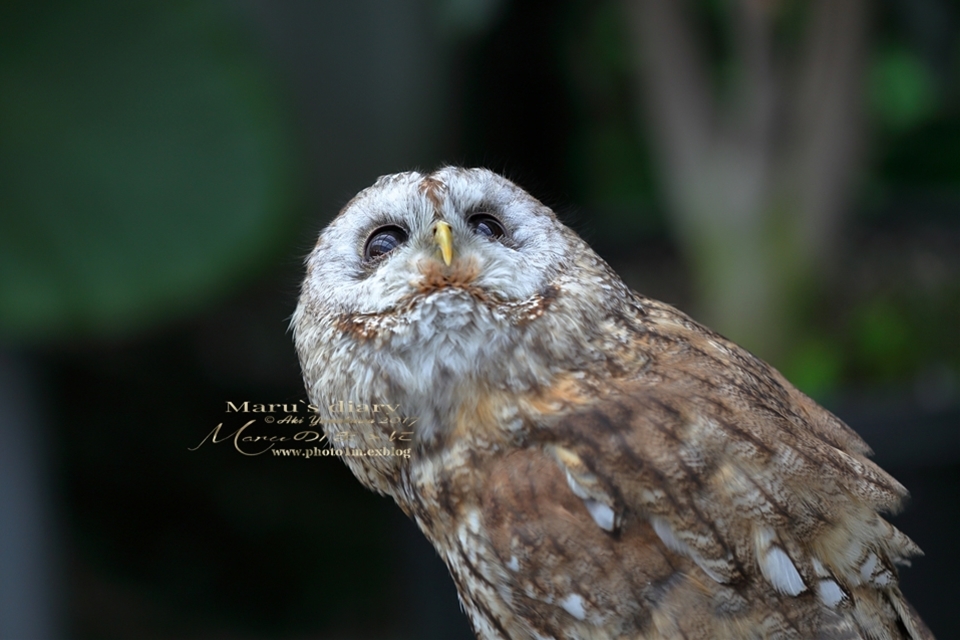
(433, 221), (453, 266)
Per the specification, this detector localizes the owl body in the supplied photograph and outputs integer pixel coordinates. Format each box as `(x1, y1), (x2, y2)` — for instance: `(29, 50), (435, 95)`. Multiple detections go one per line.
(293, 168), (933, 639)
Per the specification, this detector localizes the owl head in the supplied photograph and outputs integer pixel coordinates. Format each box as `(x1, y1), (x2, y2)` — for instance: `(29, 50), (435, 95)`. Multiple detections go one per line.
(297, 167), (581, 318)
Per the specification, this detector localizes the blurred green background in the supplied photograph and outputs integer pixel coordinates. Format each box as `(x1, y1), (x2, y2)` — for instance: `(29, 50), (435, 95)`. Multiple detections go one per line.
(0, 0), (957, 638)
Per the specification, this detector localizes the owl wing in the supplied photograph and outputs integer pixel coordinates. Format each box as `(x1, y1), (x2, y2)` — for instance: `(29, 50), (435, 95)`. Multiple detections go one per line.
(478, 307), (933, 639)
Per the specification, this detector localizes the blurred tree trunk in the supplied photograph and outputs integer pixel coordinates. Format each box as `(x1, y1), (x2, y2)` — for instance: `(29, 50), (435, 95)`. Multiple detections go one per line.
(621, 0), (868, 363)
(0, 352), (61, 639)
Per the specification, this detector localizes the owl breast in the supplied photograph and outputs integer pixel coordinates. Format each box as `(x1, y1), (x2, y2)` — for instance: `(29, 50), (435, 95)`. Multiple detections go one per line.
(340, 284), (563, 446)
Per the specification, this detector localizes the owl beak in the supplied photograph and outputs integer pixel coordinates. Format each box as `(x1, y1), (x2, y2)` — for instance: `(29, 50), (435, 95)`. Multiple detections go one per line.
(433, 221), (453, 266)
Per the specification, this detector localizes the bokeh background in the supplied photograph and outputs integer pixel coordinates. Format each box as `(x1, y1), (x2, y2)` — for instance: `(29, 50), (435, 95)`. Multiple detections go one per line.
(1, 0), (958, 638)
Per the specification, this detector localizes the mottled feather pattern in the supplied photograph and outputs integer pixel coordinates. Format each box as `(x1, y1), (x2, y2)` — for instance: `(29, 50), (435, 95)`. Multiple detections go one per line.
(293, 167), (933, 639)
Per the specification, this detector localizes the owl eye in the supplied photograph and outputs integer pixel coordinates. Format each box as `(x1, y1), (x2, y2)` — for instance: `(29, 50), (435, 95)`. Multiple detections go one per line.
(468, 214), (505, 239)
(364, 225), (408, 261)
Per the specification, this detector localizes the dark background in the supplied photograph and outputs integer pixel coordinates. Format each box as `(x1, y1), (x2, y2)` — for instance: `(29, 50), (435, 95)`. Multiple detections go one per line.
(0, 1), (957, 638)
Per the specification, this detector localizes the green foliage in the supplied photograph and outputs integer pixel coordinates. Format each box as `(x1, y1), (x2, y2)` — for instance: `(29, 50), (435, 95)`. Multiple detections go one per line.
(869, 47), (938, 134)
(571, 121), (652, 208)
(787, 285), (960, 400)
(562, 1), (661, 234)
(880, 118), (960, 187)
(783, 336), (844, 402)
(851, 298), (916, 382)
(0, 1), (295, 343)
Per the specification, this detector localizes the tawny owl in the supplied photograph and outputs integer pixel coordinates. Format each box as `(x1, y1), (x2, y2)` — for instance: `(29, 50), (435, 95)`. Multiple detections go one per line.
(292, 167), (933, 639)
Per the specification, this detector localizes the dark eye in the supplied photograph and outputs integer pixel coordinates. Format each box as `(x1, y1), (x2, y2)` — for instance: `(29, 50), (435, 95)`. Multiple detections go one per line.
(364, 225), (408, 261)
(468, 214), (505, 239)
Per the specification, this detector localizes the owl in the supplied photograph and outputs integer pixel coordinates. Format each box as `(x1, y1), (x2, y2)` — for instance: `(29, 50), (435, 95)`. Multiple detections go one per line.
(292, 167), (933, 639)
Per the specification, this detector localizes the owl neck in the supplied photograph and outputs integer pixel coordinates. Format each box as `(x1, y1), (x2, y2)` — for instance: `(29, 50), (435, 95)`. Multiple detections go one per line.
(382, 280), (643, 453)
